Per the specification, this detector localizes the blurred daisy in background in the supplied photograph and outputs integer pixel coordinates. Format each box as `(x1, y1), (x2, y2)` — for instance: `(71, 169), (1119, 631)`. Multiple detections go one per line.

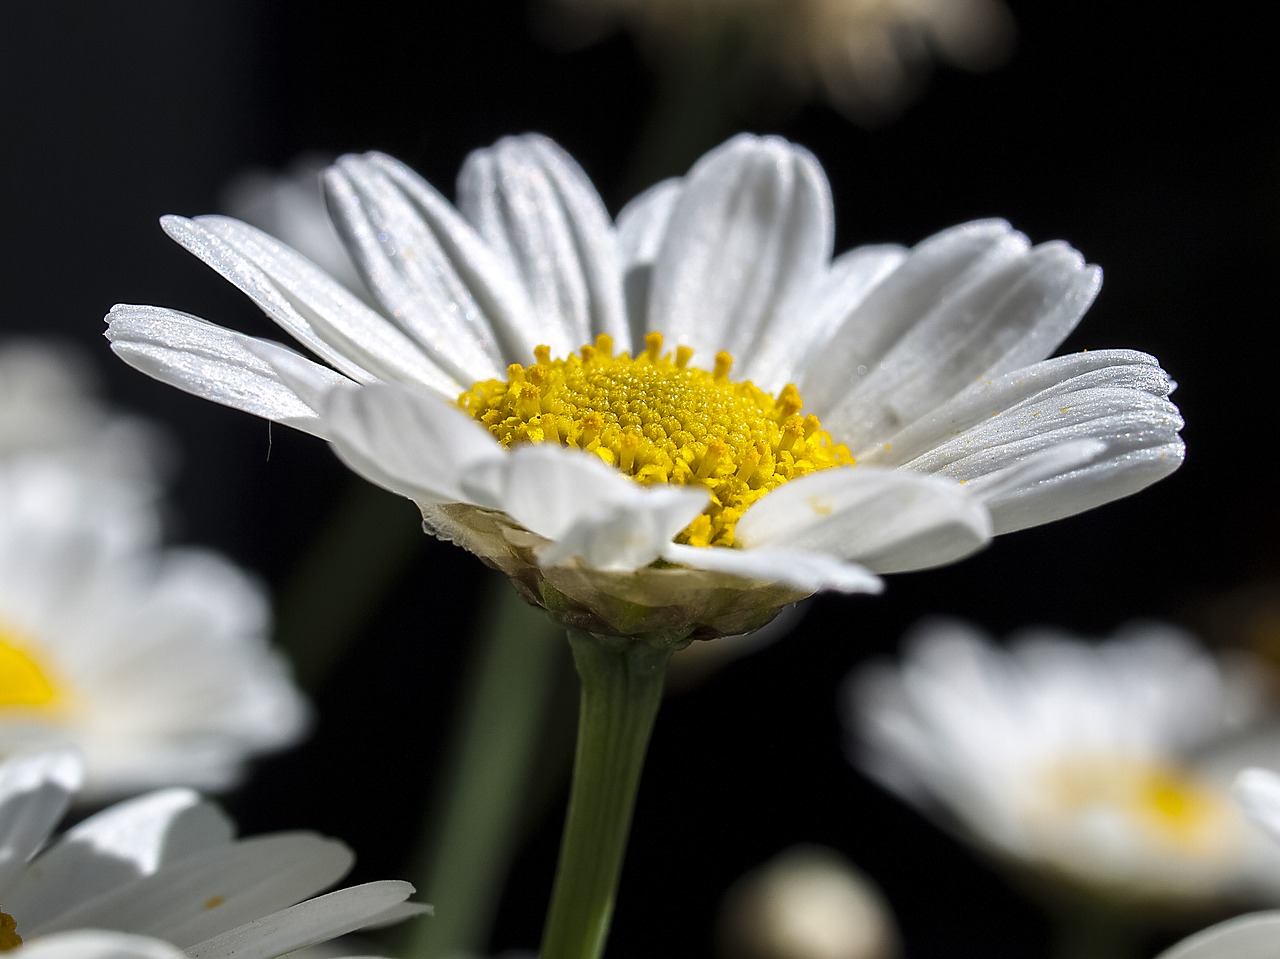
(0, 750), (426, 958)
(537, 0), (1016, 123)
(848, 619), (1280, 911)
(107, 133), (1183, 639)
(0, 340), (167, 485)
(0, 460), (307, 798)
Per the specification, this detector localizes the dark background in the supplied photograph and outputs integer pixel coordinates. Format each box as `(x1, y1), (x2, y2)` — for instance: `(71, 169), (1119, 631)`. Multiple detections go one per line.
(1, 2), (1275, 957)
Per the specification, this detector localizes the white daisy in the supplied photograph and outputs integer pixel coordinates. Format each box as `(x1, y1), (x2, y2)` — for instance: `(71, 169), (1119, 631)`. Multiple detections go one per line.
(0, 750), (426, 959)
(107, 134), (1183, 638)
(0, 459), (308, 798)
(0, 340), (165, 484)
(848, 619), (1280, 908)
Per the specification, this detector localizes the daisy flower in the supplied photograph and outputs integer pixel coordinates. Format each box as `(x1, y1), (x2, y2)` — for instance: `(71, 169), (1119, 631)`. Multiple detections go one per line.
(848, 619), (1280, 908)
(106, 134), (1183, 639)
(0, 458), (307, 798)
(0, 750), (426, 958)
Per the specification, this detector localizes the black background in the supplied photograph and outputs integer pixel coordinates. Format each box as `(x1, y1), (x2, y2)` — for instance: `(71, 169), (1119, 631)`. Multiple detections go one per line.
(2, 3), (1275, 957)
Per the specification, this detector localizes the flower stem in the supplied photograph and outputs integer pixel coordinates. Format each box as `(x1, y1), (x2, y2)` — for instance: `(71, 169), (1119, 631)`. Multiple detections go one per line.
(539, 629), (683, 959)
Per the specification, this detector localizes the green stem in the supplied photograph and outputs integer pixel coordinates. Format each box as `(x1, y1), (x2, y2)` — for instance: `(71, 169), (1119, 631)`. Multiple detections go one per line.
(401, 575), (566, 959)
(539, 630), (681, 959)
(1050, 904), (1140, 959)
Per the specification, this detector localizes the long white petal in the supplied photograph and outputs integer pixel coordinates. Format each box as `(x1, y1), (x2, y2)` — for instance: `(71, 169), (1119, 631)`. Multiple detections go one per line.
(5, 790), (233, 929)
(184, 881), (424, 959)
(0, 750), (82, 892)
(647, 135), (833, 365)
(19, 931), (185, 959)
(33, 833), (354, 946)
(615, 177), (681, 349)
(813, 230), (1100, 447)
(458, 135), (627, 350)
(736, 467), (992, 574)
(321, 383), (503, 507)
(106, 306), (346, 438)
(662, 542), (882, 594)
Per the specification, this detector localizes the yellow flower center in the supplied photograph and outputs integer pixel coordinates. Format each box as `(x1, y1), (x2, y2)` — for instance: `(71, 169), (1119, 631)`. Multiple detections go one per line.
(1036, 755), (1238, 859)
(0, 627), (61, 710)
(458, 333), (854, 547)
(0, 910), (21, 952)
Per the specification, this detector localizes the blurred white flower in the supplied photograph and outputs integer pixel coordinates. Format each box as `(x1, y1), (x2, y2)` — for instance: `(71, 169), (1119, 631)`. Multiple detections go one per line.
(108, 134), (1182, 638)
(0, 750), (426, 958)
(0, 459), (308, 798)
(849, 619), (1280, 908)
(717, 845), (899, 959)
(539, 0), (1015, 122)
(0, 340), (167, 484)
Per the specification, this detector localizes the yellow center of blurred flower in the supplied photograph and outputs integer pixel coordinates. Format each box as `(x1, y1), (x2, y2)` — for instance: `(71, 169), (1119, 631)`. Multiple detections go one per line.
(0, 910), (21, 952)
(459, 332), (853, 547)
(0, 628), (60, 710)
(1038, 756), (1238, 858)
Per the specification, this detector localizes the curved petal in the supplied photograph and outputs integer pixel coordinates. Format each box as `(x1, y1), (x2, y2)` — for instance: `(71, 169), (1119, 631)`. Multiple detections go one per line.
(615, 177), (681, 348)
(458, 443), (708, 570)
(324, 152), (535, 379)
(858, 350), (1173, 466)
(457, 135), (627, 351)
(1154, 912), (1280, 959)
(0, 750), (83, 891)
(320, 383), (503, 507)
(662, 542), (882, 594)
(646, 135), (833, 365)
(186, 881), (423, 959)
(745, 242), (908, 391)
(4, 790), (233, 929)
(809, 226), (1101, 447)
(162, 216), (457, 395)
(736, 467), (993, 574)
(106, 306), (346, 438)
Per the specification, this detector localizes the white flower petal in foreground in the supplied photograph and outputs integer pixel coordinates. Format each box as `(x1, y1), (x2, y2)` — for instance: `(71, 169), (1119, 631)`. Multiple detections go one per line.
(0, 460), (307, 798)
(107, 134), (1183, 638)
(0, 751), (426, 959)
(848, 620), (1280, 908)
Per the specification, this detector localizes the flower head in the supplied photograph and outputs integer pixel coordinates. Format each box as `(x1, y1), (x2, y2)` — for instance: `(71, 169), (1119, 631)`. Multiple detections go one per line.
(848, 619), (1280, 908)
(0, 750), (425, 958)
(0, 459), (307, 798)
(107, 134), (1183, 638)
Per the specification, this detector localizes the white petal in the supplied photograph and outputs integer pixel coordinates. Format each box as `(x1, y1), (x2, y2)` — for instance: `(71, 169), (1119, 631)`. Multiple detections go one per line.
(459, 444), (707, 570)
(34, 833), (354, 946)
(1154, 912), (1280, 959)
(325, 153), (535, 378)
(615, 177), (681, 348)
(5, 790), (233, 929)
(646, 135), (833, 365)
(106, 306), (345, 437)
(810, 228), (1100, 447)
(736, 467), (992, 574)
(20, 931), (185, 959)
(0, 750), (82, 892)
(184, 881), (423, 959)
(1233, 769), (1280, 843)
(163, 216), (456, 394)
(321, 383), (503, 506)
(745, 243), (907, 390)
(662, 542), (882, 594)
(858, 349), (1173, 466)
(458, 135), (627, 350)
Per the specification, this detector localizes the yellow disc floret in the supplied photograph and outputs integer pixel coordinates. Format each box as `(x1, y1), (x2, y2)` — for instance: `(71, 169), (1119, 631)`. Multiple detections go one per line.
(459, 332), (853, 547)
(0, 628), (60, 710)
(1, 910), (21, 952)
